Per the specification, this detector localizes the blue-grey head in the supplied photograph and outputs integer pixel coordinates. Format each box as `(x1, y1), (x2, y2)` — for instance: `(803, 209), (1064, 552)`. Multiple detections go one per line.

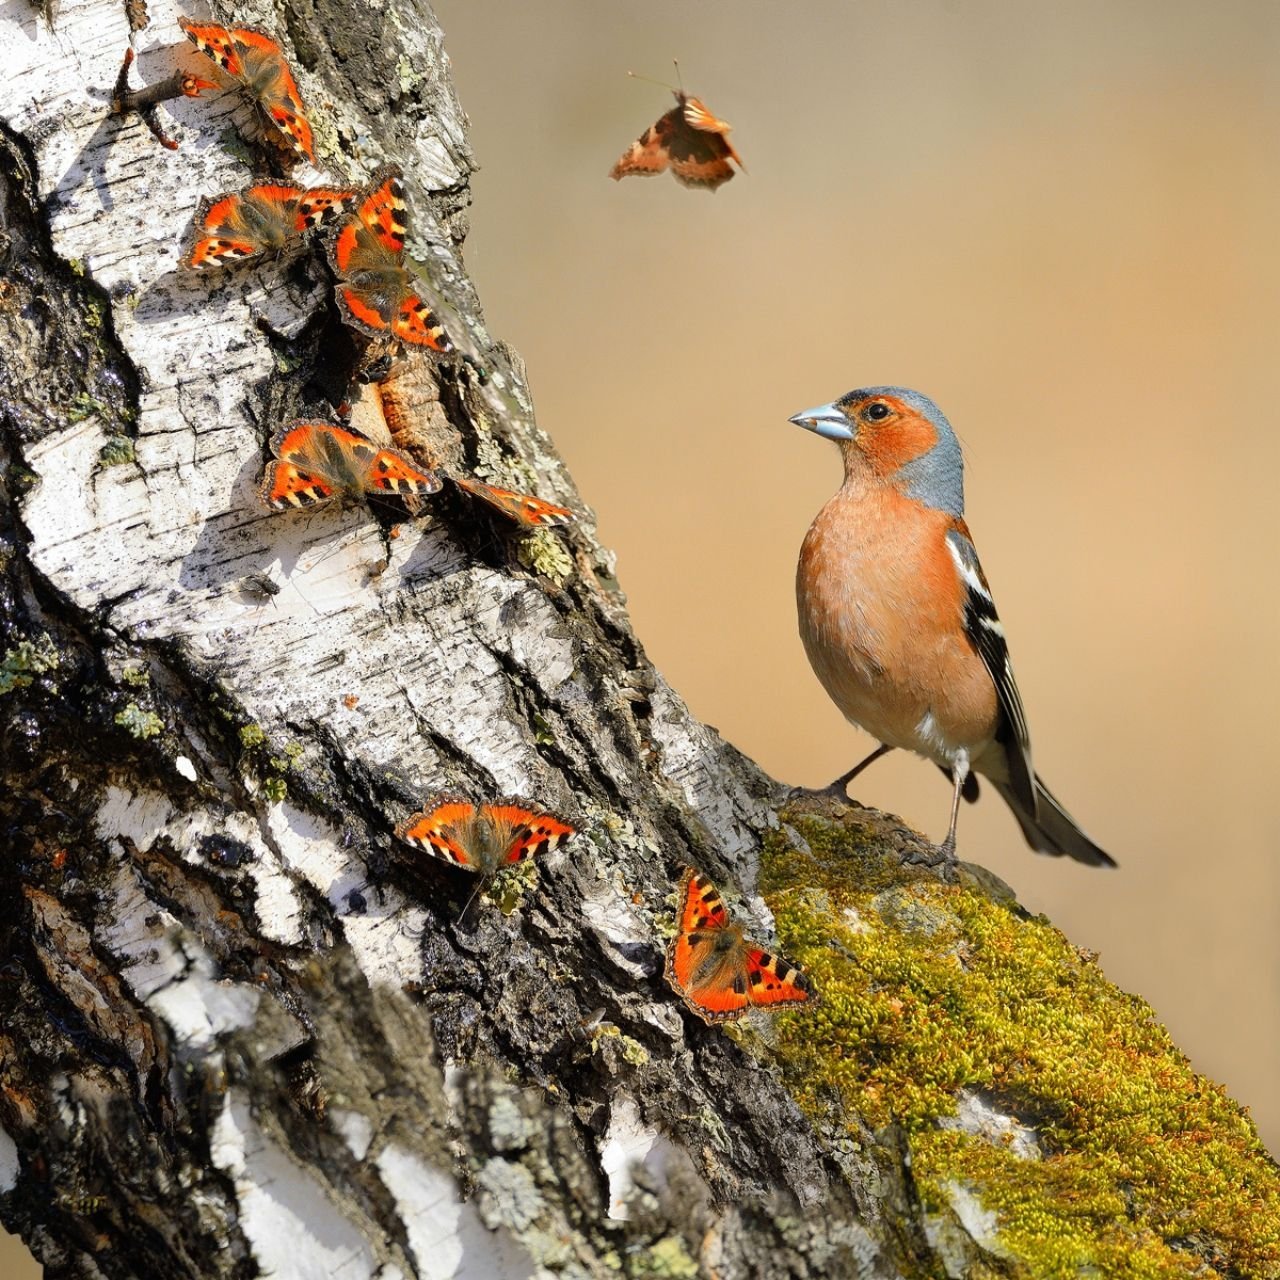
(788, 386), (965, 516)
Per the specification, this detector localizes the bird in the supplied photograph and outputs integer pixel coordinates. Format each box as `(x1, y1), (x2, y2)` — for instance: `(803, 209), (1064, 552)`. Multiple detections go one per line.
(790, 386), (1114, 867)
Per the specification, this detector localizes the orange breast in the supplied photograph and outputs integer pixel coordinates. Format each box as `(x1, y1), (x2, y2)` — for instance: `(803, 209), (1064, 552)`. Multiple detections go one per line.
(796, 483), (999, 763)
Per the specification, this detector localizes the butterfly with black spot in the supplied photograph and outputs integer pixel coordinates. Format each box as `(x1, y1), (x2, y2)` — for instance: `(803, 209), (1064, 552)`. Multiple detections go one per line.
(396, 798), (575, 874)
(665, 867), (813, 1023)
(179, 19), (316, 162)
(258, 421), (442, 513)
(327, 166), (453, 353)
(186, 184), (355, 270)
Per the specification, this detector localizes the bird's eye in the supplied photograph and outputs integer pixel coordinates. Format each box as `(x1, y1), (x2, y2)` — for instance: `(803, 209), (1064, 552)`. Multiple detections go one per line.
(865, 402), (891, 422)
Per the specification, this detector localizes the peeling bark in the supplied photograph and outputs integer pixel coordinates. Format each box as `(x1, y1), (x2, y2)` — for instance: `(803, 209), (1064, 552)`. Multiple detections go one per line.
(2, 2), (1275, 1279)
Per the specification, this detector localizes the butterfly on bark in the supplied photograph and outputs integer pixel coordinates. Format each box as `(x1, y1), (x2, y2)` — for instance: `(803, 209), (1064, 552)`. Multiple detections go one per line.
(185, 184), (356, 269)
(396, 799), (575, 874)
(452, 476), (574, 529)
(611, 70), (743, 191)
(665, 867), (813, 1023)
(178, 18), (316, 162)
(258, 421), (442, 512)
(327, 166), (453, 352)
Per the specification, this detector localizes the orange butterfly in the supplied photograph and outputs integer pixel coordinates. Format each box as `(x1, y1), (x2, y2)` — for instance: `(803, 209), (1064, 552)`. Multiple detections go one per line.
(665, 868), (813, 1023)
(186, 184), (355, 269)
(179, 19), (315, 162)
(453, 476), (574, 528)
(258, 421), (442, 511)
(327, 167), (453, 352)
(396, 799), (575, 874)
(611, 69), (743, 191)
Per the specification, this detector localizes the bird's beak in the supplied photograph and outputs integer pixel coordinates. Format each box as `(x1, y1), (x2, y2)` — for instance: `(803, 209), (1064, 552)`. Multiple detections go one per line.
(788, 402), (854, 442)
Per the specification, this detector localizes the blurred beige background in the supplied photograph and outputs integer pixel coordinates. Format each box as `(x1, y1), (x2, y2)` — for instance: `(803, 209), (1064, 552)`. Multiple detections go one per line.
(5, 0), (1278, 1271)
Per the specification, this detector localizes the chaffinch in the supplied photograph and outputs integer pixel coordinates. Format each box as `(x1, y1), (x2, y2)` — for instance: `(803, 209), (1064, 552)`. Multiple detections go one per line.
(790, 386), (1114, 867)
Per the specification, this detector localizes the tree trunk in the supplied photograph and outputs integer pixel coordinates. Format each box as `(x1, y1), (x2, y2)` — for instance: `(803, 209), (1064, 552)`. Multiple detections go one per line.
(2, 2), (1277, 1278)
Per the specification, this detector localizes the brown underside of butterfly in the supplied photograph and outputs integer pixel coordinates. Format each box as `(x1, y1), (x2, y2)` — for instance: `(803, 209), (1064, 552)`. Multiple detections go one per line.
(665, 867), (813, 1023)
(395, 798), (575, 875)
(611, 90), (744, 190)
(258, 420), (442, 513)
(452, 476), (575, 529)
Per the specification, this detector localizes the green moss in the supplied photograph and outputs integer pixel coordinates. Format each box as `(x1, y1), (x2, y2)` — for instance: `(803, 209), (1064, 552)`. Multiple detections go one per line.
(239, 723), (267, 749)
(262, 776), (287, 804)
(760, 812), (1280, 1277)
(120, 662), (149, 687)
(0, 635), (59, 694)
(114, 703), (162, 739)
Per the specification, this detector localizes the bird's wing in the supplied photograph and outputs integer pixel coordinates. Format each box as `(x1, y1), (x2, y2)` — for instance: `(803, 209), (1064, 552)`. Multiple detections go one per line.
(945, 521), (1036, 817)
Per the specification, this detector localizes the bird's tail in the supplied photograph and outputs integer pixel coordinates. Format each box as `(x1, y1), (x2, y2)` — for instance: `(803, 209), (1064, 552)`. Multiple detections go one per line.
(994, 774), (1116, 868)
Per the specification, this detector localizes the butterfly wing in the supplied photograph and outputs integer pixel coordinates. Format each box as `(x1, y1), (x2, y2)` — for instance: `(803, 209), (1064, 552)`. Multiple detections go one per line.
(666, 113), (739, 190)
(453, 477), (573, 528)
(610, 106), (681, 180)
(397, 800), (481, 869)
(294, 187), (357, 231)
(392, 292), (454, 352)
(178, 19), (245, 76)
(362, 443), (442, 500)
(353, 166), (409, 254)
(743, 948), (813, 1012)
(480, 805), (575, 864)
(258, 461), (337, 510)
(680, 95), (733, 136)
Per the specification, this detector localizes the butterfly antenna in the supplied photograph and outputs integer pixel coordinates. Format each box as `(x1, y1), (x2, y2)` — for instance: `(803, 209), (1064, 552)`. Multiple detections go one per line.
(626, 69), (678, 93)
(457, 877), (486, 925)
(673, 59), (684, 96)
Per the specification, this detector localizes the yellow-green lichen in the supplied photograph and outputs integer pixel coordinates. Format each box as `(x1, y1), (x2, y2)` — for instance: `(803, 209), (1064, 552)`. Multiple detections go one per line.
(759, 812), (1280, 1278)
(517, 528), (574, 586)
(98, 436), (136, 467)
(114, 702), (162, 739)
(1, 634), (59, 694)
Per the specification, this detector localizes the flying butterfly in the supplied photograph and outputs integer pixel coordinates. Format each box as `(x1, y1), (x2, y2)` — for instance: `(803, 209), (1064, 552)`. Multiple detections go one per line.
(186, 184), (355, 269)
(258, 421), (442, 512)
(178, 18), (316, 162)
(665, 867), (813, 1023)
(396, 798), (575, 875)
(327, 166), (454, 352)
(611, 65), (744, 191)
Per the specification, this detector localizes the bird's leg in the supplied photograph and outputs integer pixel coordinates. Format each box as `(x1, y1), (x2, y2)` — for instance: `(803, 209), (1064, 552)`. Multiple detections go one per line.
(792, 743), (894, 802)
(828, 743), (894, 794)
(937, 758), (968, 860)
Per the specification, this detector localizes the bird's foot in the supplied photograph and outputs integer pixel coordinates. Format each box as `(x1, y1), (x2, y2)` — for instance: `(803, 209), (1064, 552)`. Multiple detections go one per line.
(786, 778), (853, 805)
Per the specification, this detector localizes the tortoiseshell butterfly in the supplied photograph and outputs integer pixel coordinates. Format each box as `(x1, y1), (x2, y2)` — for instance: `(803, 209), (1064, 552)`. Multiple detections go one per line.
(186, 184), (355, 269)
(611, 67), (743, 191)
(179, 19), (315, 162)
(327, 166), (453, 352)
(258, 421), (442, 512)
(396, 799), (575, 874)
(665, 867), (813, 1023)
